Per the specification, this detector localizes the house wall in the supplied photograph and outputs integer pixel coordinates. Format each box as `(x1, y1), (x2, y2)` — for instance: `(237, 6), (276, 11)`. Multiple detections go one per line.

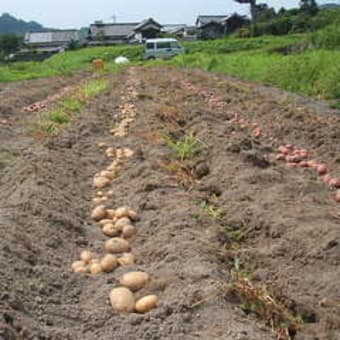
(199, 24), (226, 40)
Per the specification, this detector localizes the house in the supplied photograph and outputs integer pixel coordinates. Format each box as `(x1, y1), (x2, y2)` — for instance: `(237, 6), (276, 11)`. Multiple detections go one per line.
(88, 18), (163, 45)
(133, 18), (163, 41)
(162, 24), (197, 39)
(15, 29), (80, 61)
(24, 30), (80, 52)
(195, 15), (228, 39)
(88, 22), (138, 45)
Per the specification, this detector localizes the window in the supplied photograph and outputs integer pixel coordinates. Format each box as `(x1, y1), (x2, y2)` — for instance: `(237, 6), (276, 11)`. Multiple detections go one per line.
(170, 41), (180, 49)
(156, 42), (171, 49)
(146, 42), (154, 50)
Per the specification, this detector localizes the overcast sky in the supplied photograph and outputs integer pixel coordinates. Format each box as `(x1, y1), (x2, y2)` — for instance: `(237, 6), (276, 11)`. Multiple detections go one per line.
(2, 0), (339, 28)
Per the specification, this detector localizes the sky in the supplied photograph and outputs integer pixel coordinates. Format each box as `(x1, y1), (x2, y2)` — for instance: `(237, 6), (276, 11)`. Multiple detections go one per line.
(2, 0), (339, 29)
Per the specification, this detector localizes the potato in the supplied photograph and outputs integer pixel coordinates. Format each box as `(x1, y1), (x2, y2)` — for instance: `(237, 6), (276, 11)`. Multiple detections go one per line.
(119, 271), (150, 291)
(123, 148), (134, 158)
(106, 209), (116, 219)
(74, 265), (88, 273)
(109, 287), (135, 313)
(118, 253), (135, 266)
(115, 217), (132, 230)
(100, 170), (115, 180)
(128, 209), (138, 221)
(91, 205), (106, 221)
(98, 219), (114, 227)
(98, 142), (107, 149)
(122, 224), (137, 239)
(92, 197), (104, 206)
(135, 295), (159, 313)
(106, 161), (120, 171)
(107, 190), (114, 197)
(96, 191), (104, 197)
(72, 260), (85, 270)
(100, 254), (118, 272)
(105, 238), (130, 254)
(90, 258), (100, 264)
(115, 207), (130, 219)
(80, 250), (96, 264)
(102, 224), (121, 237)
(93, 176), (110, 189)
(90, 263), (103, 275)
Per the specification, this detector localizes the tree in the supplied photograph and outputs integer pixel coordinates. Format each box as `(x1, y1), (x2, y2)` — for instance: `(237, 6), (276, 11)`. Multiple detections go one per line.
(299, 0), (319, 16)
(0, 34), (21, 55)
(234, 0), (257, 21)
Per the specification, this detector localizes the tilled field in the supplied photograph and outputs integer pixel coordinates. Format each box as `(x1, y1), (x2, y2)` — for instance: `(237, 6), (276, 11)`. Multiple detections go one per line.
(0, 66), (339, 340)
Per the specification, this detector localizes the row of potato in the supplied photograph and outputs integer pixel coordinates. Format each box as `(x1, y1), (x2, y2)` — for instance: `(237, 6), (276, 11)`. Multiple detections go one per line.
(72, 76), (159, 313)
(181, 79), (340, 203)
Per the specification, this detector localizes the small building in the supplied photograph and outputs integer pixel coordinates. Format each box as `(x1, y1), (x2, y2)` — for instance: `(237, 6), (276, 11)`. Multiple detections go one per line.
(133, 18), (163, 41)
(195, 15), (228, 40)
(88, 18), (163, 45)
(24, 30), (80, 51)
(17, 30), (80, 61)
(88, 22), (138, 45)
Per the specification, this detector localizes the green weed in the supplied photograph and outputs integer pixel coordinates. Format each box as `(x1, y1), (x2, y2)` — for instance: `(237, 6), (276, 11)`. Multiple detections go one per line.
(60, 97), (84, 114)
(47, 110), (71, 124)
(165, 134), (201, 160)
(81, 79), (109, 98)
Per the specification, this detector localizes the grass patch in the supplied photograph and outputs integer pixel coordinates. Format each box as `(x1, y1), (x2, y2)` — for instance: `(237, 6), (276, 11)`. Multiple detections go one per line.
(162, 160), (196, 187)
(47, 109), (71, 124)
(0, 45), (141, 82)
(229, 269), (302, 340)
(165, 134), (201, 160)
(170, 49), (340, 100)
(59, 97), (84, 114)
(81, 79), (109, 98)
(32, 77), (110, 136)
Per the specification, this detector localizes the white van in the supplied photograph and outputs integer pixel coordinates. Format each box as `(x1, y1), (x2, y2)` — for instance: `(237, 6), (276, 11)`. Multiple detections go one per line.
(143, 38), (185, 60)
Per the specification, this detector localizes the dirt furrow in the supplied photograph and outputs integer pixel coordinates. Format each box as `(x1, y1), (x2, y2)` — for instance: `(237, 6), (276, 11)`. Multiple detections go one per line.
(0, 66), (339, 340)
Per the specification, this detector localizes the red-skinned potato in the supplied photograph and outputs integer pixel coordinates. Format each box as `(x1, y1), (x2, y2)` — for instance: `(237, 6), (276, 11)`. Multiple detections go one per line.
(335, 190), (340, 203)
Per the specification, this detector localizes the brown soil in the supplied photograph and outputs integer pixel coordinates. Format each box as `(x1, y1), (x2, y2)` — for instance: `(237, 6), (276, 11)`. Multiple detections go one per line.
(0, 66), (339, 340)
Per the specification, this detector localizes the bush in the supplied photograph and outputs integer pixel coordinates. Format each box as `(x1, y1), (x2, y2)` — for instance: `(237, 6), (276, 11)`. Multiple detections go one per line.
(311, 22), (340, 50)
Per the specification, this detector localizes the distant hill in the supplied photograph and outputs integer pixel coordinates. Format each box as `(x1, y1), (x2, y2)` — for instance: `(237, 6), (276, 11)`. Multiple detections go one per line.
(0, 13), (45, 35)
(319, 3), (340, 8)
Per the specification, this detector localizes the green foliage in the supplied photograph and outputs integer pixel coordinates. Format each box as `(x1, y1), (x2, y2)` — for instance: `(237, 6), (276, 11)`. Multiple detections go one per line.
(0, 44), (141, 82)
(59, 97), (84, 114)
(165, 134), (201, 160)
(310, 21), (340, 50)
(0, 33), (21, 57)
(183, 35), (303, 54)
(171, 48), (340, 100)
(81, 79), (109, 98)
(47, 110), (71, 124)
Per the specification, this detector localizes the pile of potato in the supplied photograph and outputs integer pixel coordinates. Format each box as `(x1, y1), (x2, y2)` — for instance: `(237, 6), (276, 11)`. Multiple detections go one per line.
(71, 76), (160, 314)
(110, 271), (159, 313)
(93, 146), (134, 189)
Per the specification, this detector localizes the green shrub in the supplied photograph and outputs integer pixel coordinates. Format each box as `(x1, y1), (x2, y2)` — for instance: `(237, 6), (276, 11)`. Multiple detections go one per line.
(311, 22), (340, 50)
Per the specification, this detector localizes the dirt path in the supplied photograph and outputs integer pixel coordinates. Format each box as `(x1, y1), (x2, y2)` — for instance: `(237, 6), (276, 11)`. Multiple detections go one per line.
(0, 66), (339, 340)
